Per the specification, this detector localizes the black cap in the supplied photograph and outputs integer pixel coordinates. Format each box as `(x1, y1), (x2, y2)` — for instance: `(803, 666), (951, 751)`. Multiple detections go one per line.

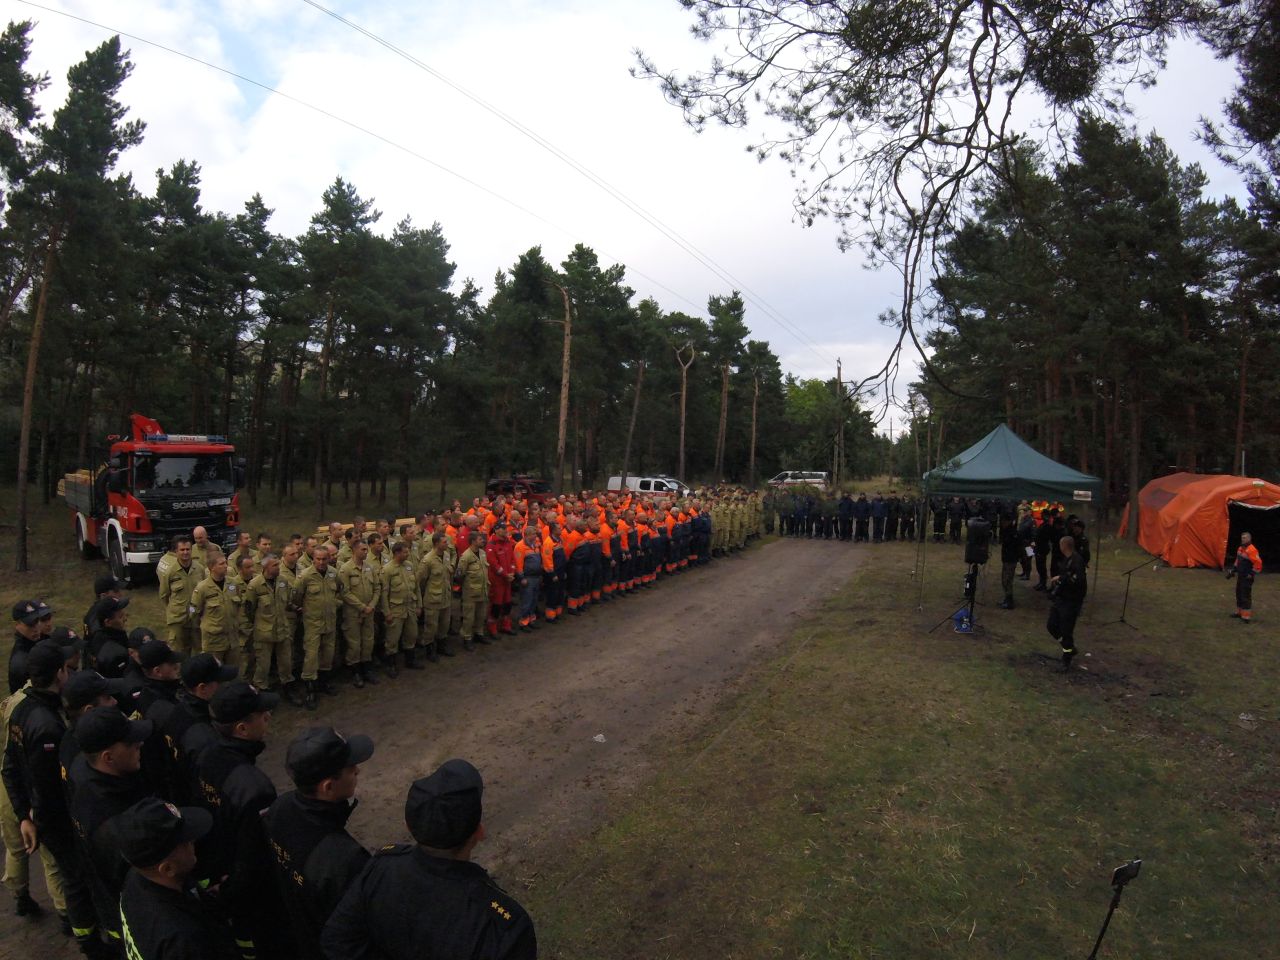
(51, 625), (80, 644)
(76, 705), (153, 754)
(405, 759), (483, 848)
(114, 798), (212, 868)
(94, 641), (130, 679)
(209, 681), (280, 724)
(12, 599), (42, 626)
(62, 670), (131, 712)
(128, 627), (157, 649)
(180, 653), (237, 688)
(286, 727), (375, 789)
(138, 640), (182, 671)
(94, 574), (127, 595)
(25, 641), (75, 680)
(97, 596), (130, 620)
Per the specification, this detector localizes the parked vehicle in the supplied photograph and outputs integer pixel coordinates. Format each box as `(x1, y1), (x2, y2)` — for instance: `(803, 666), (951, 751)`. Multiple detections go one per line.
(61, 413), (243, 583)
(485, 475), (553, 504)
(767, 470), (830, 490)
(606, 474), (691, 496)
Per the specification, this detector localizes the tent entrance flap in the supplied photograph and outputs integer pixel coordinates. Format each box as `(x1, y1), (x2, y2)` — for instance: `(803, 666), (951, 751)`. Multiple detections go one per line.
(1227, 501), (1280, 573)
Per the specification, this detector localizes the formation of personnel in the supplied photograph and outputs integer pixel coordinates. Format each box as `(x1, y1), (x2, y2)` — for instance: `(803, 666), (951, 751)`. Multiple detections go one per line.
(1, 482), (775, 958)
(3, 602), (533, 958)
(151, 488), (766, 712)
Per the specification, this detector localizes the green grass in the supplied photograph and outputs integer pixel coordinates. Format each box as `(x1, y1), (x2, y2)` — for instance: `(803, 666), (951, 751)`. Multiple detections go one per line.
(523, 540), (1278, 959)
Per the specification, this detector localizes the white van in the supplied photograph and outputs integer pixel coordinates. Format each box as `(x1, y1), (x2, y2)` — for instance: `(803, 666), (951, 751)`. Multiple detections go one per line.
(606, 474), (691, 496)
(767, 470), (830, 490)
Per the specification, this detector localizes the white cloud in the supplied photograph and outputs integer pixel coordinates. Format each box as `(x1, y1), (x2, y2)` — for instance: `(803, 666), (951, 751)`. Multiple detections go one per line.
(14, 0), (1247, 388)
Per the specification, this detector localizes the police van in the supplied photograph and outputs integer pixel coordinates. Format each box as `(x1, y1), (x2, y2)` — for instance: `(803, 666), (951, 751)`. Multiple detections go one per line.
(606, 474), (691, 496)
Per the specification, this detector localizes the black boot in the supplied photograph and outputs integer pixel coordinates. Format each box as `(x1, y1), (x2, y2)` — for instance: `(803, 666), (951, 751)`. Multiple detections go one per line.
(405, 648), (425, 670)
(424, 642), (439, 663)
(384, 652), (400, 678)
(462, 636), (475, 652)
(361, 662), (379, 685)
(473, 633), (492, 646)
(286, 680), (307, 708)
(319, 672), (339, 696)
(438, 636), (456, 657)
(304, 680), (318, 710)
(14, 892), (41, 918)
(351, 666), (365, 689)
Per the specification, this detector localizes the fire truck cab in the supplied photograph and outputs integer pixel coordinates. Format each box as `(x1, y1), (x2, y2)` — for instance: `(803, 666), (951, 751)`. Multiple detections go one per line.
(62, 414), (244, 583)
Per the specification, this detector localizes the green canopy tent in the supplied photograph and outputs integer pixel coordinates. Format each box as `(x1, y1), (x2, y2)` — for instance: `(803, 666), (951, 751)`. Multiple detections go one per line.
(917, 424), (1103, 613)
(923, 423), (1102, 502)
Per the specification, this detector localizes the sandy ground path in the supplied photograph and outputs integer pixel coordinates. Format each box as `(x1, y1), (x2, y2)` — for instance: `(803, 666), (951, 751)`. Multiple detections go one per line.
(7, 535), (868, 955)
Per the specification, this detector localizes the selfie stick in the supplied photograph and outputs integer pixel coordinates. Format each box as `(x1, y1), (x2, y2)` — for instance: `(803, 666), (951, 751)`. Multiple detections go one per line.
(1087, 859), (1142, 960)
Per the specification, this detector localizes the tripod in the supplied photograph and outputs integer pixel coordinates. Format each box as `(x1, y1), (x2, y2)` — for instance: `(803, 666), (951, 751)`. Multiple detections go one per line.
(928, 562), (984, 634)
(1087, 859), (1142, 959)
(1101, 560), (1147, 630)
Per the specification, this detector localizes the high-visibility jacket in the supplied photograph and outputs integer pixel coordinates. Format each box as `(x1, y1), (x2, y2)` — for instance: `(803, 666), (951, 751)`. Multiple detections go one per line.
(598, 522), (614, 558)
(1235, 543), (1263, 575)
(563, 529), (583, 557)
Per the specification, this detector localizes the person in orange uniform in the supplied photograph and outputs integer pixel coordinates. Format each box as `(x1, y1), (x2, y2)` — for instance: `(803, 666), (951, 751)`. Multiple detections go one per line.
(562, 520), (585, 613)
(1228, 532), (1263, 623)
(542, 522), (565, 622)
(598, 513), (617, 599)
(513, 528), (543, 631)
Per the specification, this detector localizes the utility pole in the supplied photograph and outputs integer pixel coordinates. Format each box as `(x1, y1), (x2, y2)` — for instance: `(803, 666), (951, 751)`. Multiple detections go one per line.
(547, 281), (572, 494)
(835, 358), (845, 489)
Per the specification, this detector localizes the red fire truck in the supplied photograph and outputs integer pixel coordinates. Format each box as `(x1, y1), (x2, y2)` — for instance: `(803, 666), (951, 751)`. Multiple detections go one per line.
(62, 413), (244, 583)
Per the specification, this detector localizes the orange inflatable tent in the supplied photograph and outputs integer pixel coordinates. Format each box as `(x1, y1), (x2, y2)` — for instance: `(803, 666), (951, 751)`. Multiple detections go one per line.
(1119, 473), (1280, 570)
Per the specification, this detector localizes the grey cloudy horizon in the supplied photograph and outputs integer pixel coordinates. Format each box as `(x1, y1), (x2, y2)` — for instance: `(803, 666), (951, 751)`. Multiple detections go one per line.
(11, 0), (1249, 402)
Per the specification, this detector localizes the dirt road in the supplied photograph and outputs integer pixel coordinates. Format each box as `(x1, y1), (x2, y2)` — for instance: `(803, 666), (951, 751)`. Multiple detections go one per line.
(6, 536), (866, 955)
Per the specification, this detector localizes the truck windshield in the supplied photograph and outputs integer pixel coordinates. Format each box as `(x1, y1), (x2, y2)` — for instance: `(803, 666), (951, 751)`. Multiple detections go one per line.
(134, 455), (234, 496)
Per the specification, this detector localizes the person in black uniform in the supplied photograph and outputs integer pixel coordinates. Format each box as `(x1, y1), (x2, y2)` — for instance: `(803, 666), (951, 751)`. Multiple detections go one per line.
(145, 653), (236, 804)
(1032, 510), (1055, 591)
(69, 706), (153, 947)
(997, 516), (1022, 609)
(322, 758), (537, 960)
(84, 576), (127, 642)
(947, 497), (966, 543)
(2, 641), (106, 957)
(8, 599), (50, 694)
(115, 797), (239, 960)
(134, 640), (183, 717)
(837, 492), (853, 542)
(265, 727), (375, 959)
(853, 493), (871, 542)
(192, 681), (289, 958)
(1047, 536), (1088, 672)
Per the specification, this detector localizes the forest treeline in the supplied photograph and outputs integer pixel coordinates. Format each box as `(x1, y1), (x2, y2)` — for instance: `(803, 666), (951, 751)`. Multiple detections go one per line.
(0, 23), (886, 532)
(902, 117), (1279, 512)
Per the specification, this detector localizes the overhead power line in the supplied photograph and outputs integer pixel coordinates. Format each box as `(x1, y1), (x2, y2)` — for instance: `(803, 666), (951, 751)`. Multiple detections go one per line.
(14, 0), (703, 313)
(298, 0), (838, 368)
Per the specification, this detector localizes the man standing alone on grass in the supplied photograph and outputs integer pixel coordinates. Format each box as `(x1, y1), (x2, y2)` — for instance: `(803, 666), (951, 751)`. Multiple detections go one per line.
(1228, 532), (1263, 623)
(1047, 535), (1088, 672)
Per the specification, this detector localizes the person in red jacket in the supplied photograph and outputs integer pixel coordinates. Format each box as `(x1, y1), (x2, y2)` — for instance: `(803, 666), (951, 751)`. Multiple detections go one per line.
(1228, 532), (1263, 622)
(484, 525), (517, 636)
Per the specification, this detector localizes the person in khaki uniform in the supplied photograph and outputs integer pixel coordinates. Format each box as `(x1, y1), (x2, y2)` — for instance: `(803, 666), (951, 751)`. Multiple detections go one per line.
(455, 533), (491, 651)
(379, 542), (421, 676)
(1, 682), (66, 921)
(228, 553), (256, 679)
(190, 555), (239, 669)
(226, 530), (254, 572)
(157, 535), (204, 655)
(246, 553), (297, 703)
(339, 539), (381, 687)
(292, 545), (343, 708)
(417, 532), (455, 661)
(279, 543), (303, 688)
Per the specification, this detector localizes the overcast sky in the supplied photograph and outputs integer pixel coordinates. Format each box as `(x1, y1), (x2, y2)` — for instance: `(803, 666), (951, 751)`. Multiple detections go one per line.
(9, 0), (1249, 398)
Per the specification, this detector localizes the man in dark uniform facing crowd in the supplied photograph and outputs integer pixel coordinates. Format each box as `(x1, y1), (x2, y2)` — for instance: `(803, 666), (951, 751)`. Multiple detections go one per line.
(1047, 535), (1088, 672)
(265, 726), (375, 960)
(323, 758), (536, 959)
(116, 797), (239, 960)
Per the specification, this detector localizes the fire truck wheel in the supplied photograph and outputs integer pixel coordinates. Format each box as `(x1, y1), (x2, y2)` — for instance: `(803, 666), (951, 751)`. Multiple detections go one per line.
(76, 516), (98, 559)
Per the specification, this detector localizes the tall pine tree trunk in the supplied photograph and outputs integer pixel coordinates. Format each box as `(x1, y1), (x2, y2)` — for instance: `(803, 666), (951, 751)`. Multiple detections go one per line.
(15, 234), (60, 573)
(714, 362), (730, 479)
(749, 374), (759, 487)
(620, 360), (645, 486)
(1234, 338), (1250, 475)
(1126, 380), (1142, 542)
(314, 294), (336, 520)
